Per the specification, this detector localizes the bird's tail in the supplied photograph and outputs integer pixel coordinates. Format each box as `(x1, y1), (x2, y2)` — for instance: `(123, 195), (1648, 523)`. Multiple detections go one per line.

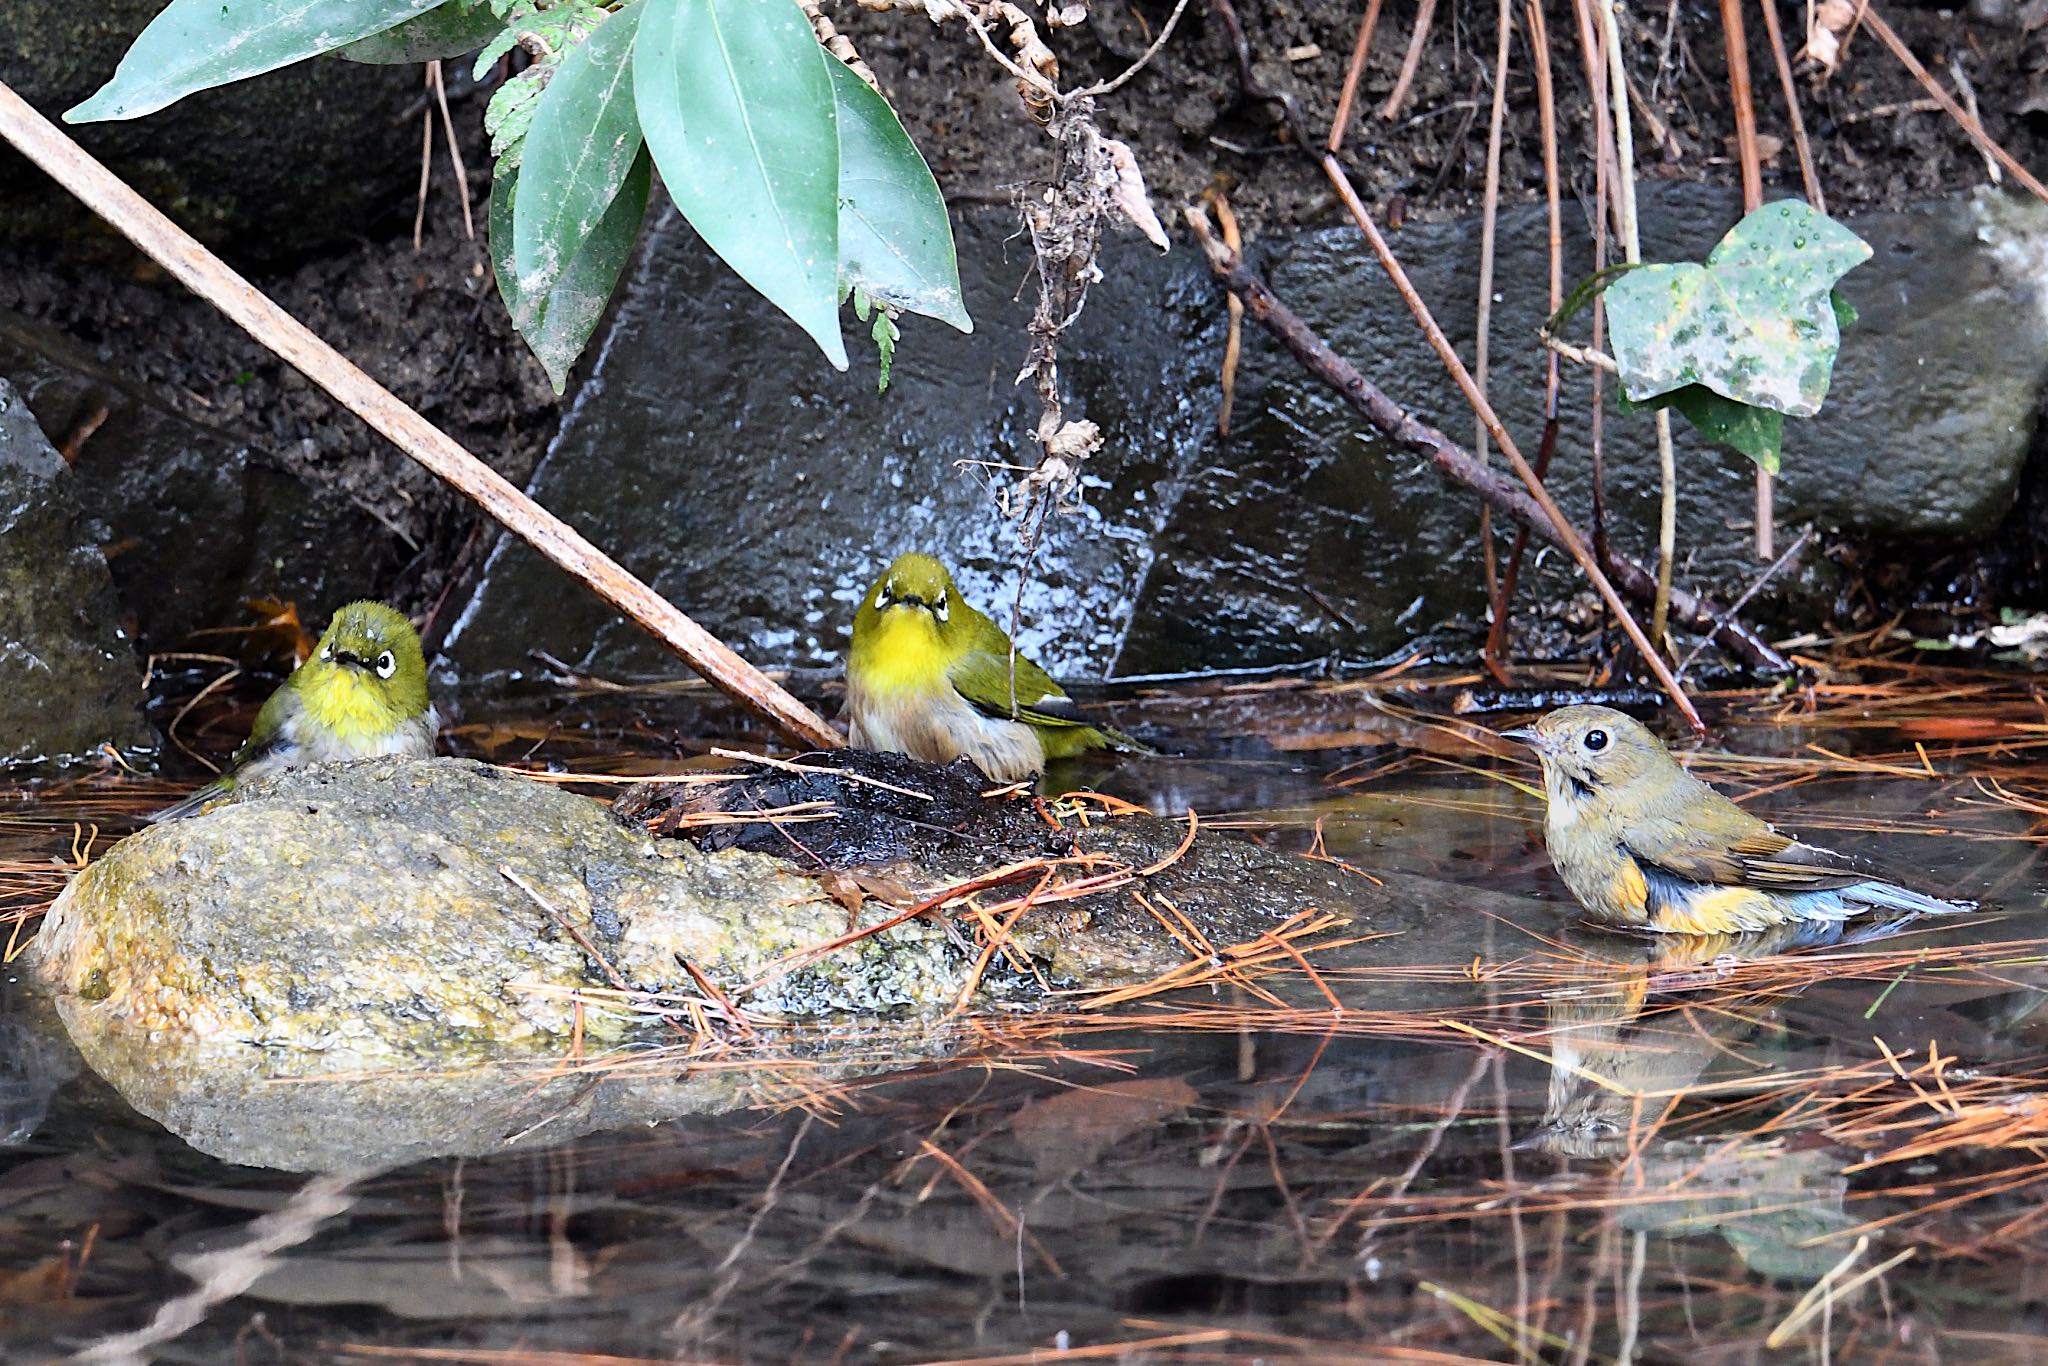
(1847, 879), (1975, 917)
(148, 779), (231, 824)
(1098, 723), (1156, 756)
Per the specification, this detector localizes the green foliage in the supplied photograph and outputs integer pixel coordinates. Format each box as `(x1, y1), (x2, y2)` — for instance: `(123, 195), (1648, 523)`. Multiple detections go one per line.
(1619, 386), (1785, 472)
(852, 289), (902, 393)
(490, 151), (651, 393)
(511, 3), (645, 297)
(339, 2), (504, 63)
(70, 0), (972, 392)
(67, 0), (448, 121)
(828, 59), (971, 333)
(635, 0), (845, 367)
(1603, 200), (1871, 471)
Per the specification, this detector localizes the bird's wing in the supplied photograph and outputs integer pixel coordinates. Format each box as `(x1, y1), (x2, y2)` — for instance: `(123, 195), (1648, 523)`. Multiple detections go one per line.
(948, 648), (1094, 730)
(1625, 824), (1873, 893)
(230, 682), (303, 771)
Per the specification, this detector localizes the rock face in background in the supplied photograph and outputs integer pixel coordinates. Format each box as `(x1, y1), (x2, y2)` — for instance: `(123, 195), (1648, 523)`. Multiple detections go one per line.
(0, 377), (151, 765)
(441, 208), (1222, 683)
(0, 311), (399, 655)
(442, 186), (2048, 684)
(0, 1), (420, 259)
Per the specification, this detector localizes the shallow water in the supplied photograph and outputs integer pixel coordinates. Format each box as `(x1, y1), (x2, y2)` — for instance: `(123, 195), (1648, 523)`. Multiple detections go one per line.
(5, 667), (2048, 1363)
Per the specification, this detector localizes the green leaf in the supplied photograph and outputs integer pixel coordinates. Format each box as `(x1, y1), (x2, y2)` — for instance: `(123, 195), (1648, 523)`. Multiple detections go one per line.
(472, 24), (522, 78)
(484, 70), (545, 164)
(492, 149), (651, 393)
(1676, 387), (1784, 472)
(1618, 384), (1786, 472)
(635, 0), (846, 368)
(338, 2), (505, 63)
(1604, 199), (1872, 418)
(513, 3), (645, 299)
(1830, 289), (1858, 330)
(872, 308), (899, 393)
(826, 59), (971, 333)
(67, 0), (450, 122)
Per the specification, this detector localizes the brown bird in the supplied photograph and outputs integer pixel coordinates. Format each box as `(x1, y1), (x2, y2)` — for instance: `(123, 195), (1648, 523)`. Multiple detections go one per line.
(1506, 706), (1971, 934)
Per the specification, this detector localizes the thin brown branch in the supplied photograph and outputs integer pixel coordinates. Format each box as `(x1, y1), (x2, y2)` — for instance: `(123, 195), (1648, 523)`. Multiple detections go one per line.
(0, 80), (842, 750)
(1722, 0), (1775, 561)
(1311, 162), (1702, 724)
(1759, 0), (1826, 212)
(1861, 5), (2048, 203)
(1484, 144), (1559, 691)
(1182, 206), (1790, 678)
(1380, 0), (1440, 120)
(1475, 0), (1513, 625)
(1327, 0), (1388, 152)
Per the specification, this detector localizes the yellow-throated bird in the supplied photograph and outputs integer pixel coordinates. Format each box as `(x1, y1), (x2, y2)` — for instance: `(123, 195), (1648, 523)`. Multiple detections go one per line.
(153, 601), (438, 821)
(845, 553), (1139, 782)
(1506, 705), (1971, 934)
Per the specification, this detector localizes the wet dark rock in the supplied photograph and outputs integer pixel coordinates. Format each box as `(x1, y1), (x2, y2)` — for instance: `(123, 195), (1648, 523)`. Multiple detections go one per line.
(439, 206), (1219, 684)
(0, 1), (420, 260)
(0, 376), (151, 766)
(0, 310), (397, 653)
(442, 187), (2046, 682)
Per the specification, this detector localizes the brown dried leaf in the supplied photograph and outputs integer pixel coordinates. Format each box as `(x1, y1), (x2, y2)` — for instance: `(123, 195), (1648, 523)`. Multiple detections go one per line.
(1010, 1078), (1199, 1176)
(1103, 137), (1169, 251)
(1800, 0), (1858, 76)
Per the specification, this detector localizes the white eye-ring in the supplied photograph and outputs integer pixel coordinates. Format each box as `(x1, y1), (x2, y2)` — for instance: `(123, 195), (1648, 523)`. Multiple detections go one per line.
(319, 645), (333, 662)
(934, 592), (949, 622)
(374, 651), (397, 679)
(874, 584), (891, 611)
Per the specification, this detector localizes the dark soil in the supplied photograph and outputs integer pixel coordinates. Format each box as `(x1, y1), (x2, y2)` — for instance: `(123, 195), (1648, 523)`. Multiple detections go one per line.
(1, 0), (2044, 643)
(845, 0), (2048, 229)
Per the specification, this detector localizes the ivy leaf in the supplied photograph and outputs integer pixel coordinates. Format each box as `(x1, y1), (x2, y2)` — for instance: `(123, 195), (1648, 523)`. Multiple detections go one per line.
(826, 58), (970, 333)
(68, 0), (449, 122)
(492, 149), (651, 393)
(635, 0), (845, 368)
(1605, 200), (1872, 418)
(1623, 384), (1786, 473)
(513, 3), (645, 299)
(338, 2), (506, 63)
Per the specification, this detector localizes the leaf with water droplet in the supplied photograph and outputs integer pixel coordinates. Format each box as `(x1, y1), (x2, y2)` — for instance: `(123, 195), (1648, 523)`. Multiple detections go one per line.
(1605, 199), (1870, 423)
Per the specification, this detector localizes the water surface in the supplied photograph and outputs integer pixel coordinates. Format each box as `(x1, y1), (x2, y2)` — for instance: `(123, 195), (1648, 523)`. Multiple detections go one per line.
(4, 665), (2046, 1363)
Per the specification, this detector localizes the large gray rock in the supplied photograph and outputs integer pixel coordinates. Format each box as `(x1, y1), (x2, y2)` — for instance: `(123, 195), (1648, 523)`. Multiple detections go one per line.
(0, 309), (396, 652)
(440, 188), (2047, 683)
(29, 755), (1402, 1166)
(0, 376), (151, 766)
(0, 1), (421, 259)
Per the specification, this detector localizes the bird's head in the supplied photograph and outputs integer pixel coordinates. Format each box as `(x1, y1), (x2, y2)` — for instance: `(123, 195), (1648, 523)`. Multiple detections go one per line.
(1504, 705), (1676, 806)
(855, 553), (963, 647)
(305, 601), (430, 718)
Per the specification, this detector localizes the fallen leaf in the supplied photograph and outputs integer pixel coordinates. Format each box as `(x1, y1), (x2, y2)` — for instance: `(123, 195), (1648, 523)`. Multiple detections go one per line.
(1010, 1078), (1199, 1177)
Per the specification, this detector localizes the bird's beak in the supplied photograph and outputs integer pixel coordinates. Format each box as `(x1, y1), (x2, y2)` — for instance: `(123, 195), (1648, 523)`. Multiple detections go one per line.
(1501, 726), (1542, 751)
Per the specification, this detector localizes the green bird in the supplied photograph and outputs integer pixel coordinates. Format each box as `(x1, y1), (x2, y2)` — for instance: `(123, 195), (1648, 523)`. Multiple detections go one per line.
(845, 553), (1140, 783)
(153, 601), (438, 822)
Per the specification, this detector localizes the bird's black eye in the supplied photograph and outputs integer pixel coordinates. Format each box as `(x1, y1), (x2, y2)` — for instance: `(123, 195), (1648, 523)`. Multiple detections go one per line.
(934, 591), (949, 622)
(1583, 729), (1609, 753)
(374, 651), (397, 679)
